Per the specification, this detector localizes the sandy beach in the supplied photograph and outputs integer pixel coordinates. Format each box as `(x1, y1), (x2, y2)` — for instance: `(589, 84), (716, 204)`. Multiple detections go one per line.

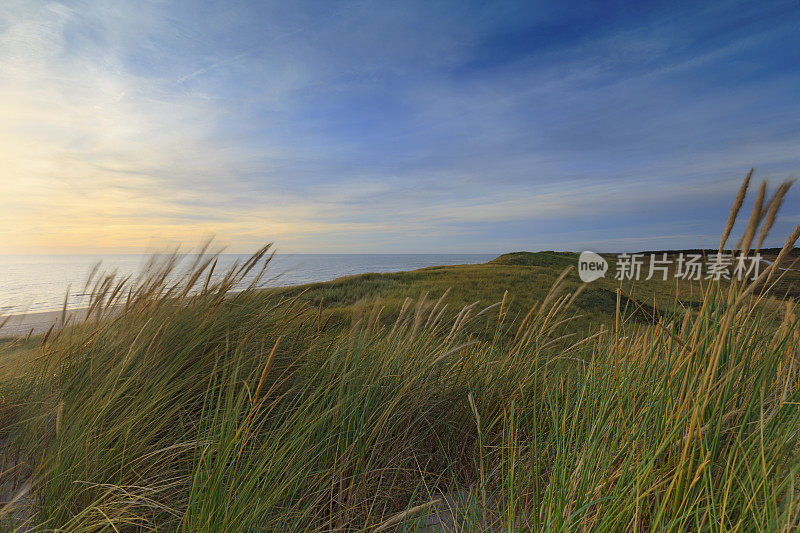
(1, 308), (90, 337)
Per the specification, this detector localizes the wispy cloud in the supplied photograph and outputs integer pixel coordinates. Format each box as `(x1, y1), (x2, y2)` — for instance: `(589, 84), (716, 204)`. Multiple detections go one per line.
(1, 0), (798, 254)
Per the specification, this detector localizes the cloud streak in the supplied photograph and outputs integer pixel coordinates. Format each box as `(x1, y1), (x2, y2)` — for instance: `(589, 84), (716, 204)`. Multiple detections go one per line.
(1, 0), (798, 254)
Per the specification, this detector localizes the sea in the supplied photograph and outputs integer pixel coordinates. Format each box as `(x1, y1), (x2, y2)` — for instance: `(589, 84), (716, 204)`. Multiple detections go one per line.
(0, 254), (495, 316)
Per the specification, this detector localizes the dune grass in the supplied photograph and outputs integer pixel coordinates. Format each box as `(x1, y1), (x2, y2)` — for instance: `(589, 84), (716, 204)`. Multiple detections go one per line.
(1, 174), (799, 531)
(265, 252), (689, 344)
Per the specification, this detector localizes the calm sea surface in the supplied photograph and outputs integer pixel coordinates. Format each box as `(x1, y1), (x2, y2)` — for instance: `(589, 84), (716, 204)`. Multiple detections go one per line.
(0, 254), (495, 315)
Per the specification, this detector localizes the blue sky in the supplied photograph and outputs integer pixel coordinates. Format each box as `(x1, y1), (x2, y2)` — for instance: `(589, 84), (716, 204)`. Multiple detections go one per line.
(1, 0), (798, 253)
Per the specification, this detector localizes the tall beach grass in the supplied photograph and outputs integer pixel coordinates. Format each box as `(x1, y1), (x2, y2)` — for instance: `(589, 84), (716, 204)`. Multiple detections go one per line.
(0, 173), (799, 531)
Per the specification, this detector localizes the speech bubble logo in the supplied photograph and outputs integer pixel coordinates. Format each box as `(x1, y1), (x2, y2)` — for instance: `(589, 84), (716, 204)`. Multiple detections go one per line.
(578, 251), (608, 282)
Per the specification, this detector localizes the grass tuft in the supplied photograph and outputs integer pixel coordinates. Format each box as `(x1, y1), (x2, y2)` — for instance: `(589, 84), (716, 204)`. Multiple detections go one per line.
(0, 174), (799, 531)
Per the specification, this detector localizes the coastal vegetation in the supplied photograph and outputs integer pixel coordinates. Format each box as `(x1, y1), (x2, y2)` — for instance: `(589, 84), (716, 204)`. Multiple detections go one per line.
(0, 176), (799, 531)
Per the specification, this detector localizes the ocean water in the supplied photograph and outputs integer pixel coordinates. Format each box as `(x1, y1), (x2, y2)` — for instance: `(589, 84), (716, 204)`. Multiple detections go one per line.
(0, 254), (495, 315)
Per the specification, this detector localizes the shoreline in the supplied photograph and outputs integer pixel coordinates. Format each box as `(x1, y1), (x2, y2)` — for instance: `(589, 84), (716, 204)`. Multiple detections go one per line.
(1, 308), (90, 338)
(3, 249), (796, 339)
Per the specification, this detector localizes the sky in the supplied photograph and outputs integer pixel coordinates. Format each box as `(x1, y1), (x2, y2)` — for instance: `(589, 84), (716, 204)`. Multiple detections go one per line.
(1, 0), (798, 254)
